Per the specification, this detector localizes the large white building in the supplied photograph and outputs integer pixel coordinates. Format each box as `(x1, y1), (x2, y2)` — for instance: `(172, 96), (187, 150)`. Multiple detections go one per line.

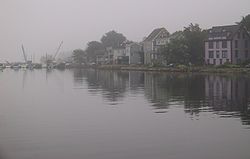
(205, 24), (250, 65)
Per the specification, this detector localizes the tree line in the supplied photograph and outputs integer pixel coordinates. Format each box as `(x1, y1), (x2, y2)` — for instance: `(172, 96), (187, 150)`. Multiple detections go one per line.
(72, 30), (127, 65)
(72, 14), (250, 66)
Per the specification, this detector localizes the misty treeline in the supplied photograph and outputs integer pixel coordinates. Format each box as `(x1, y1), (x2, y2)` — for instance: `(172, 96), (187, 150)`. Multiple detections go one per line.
(72, 31), (127, 65)
(72, 14), (250, 66)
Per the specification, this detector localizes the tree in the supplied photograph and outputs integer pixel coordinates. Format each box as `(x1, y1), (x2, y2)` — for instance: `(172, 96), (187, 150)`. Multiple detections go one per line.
(72, 49), (86, 64)
(183, 23), (207, 65)
(101, 30), (126, 48)
(162, 31), (189, 65)
(85, 41), (105, 62)
(240, 14), (250, 31)
(161, 24), (207, 65)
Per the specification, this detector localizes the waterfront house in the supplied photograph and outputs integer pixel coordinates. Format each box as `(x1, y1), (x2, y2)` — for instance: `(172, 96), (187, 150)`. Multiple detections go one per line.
(205, 24), (250, 65)
(125, 42), (143, 65)
(143, 28), (170, 65)
(112, 47), (127, 64)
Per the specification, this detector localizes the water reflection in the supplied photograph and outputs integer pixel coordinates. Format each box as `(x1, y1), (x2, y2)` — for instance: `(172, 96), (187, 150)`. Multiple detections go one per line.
(74, 69), (129, 103)
(1, 69), (250, 159)
(205, 75), (250, 125)
(73, 69), (250, 125)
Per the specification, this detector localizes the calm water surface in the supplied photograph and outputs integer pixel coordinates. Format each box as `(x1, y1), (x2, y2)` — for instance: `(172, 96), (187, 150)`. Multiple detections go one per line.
(0, 69), (250, 159)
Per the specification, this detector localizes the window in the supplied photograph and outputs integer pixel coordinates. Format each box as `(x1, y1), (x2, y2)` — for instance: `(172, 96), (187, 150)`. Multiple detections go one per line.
(209, 41), (214, 49)
(245, 50), (249, 58)
(226, 59), (230, 63)
(235, 40), (238, 48)
(209, 51), (214, 58)
(235, 50), (238, 58)
(245, 40), (248, 48)
(222, 50), (228, 58)
(216, 51), (220, 58)
(207, 59), (210, 64)
(213, 59), (216, 65)
(216, 41), (219, 49)
(222, 41), (227, 48)
(220, 59), (222, 65)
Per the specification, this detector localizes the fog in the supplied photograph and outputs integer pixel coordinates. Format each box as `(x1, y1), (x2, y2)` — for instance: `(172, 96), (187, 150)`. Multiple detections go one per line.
(0, 0), (249, 61)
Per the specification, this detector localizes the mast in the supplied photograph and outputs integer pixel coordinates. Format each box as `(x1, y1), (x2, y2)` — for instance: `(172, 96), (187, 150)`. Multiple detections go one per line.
(21, 45), (28, 63)
(53, 41), (63, 61)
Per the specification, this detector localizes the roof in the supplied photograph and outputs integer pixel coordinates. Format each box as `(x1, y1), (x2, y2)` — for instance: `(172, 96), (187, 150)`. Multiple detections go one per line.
(126, 42), (142, 47)
(144, 28), (166, 41)
(207, 25), (241, 40)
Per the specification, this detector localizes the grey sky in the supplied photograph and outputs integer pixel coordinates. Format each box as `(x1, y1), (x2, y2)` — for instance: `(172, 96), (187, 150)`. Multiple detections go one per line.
(0, 0), (250, 61)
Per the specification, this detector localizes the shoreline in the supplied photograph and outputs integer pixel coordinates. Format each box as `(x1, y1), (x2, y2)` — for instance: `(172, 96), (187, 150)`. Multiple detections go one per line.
(91, 65), (250, 74)
(2, 65), (250, 74)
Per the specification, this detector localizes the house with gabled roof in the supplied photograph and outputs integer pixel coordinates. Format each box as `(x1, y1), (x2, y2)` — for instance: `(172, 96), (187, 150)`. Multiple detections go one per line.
(143, 28), (170, 65)
(205, 24), (250, 65)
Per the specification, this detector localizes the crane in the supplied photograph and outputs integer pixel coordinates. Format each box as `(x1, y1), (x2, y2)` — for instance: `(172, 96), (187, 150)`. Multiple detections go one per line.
(21, 45), (33, 69)
(46, 41), (63, 69)
(21, 45), (28, 63)
(53, 41), (63, 61)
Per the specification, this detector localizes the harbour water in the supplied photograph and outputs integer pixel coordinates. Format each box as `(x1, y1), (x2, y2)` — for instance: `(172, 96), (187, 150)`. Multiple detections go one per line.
(0, 69), (249, 159)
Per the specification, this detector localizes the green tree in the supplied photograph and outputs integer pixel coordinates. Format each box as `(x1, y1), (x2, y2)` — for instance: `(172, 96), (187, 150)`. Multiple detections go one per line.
(101, 30), (126, 48)
(72, 49), (86, 64)
(161, 24), (207, 65)
(240, 14), (250, 31)
(183, 23), (207, 65)
(85, 41), (105, 63)
(162, 31), (189, 65)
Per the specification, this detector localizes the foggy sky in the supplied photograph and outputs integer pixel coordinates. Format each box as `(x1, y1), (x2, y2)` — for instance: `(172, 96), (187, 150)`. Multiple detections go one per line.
(1, 0), (250, 62)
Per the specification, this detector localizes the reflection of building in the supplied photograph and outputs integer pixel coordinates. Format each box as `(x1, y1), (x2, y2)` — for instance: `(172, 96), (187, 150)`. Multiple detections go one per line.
(73, 69), (250, 125)
(205, 75), (249, 103)
(129, 72), (144, 91)
(205, 75), (232, 100)
(205, 75), (250, 124)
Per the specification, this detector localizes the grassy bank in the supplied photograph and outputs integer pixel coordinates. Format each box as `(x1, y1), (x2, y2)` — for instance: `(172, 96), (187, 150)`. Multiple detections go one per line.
(94, 65), (250, 74)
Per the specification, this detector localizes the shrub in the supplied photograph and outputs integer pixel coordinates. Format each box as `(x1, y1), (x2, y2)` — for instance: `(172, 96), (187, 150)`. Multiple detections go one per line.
(176, 64), (188, 69)
(216, 64), (240, 68)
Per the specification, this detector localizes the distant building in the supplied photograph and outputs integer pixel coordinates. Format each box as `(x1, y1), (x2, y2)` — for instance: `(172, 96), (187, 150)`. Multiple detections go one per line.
(113, 47), (127, 64)
(205, 24), (250, 65)
(143, 28), (170, 65)
(125, 42), (143, 65)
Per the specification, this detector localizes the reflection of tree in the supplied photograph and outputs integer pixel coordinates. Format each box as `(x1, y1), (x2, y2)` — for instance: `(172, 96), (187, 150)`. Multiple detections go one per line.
(144, 73), (205, 111)
(73, 69), (86, 86)
(73, 69), (129, 103)
(143, 72), (250, 125)
(72, 69), (250, 125)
